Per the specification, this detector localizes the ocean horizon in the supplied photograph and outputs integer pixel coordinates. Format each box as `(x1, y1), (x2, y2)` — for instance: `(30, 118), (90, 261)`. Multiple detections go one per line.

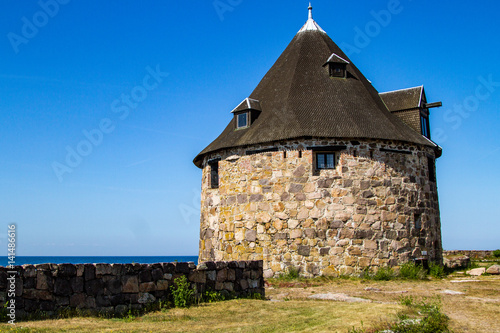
(0, 256), (198, 267)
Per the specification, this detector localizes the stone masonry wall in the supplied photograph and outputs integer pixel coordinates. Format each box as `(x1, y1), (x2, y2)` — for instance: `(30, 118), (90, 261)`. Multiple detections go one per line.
(443, 250), (494, 259)
(0, 261), (264, 319)
(199, 138), (442, 277)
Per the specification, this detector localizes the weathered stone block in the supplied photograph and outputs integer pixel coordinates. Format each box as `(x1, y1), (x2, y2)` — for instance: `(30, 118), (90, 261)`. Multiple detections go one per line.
(70, 293), (86, 308)
(289, 184), (303, 193)
(54, 279), (72, 296)
(319, 247), (330, 256)
(245, 229), (257, 242)
(104, 278), (121, 295)
(138, 292), (156, 304)
(36, 271), (53, 290)
(139, 282), (156, 293)
(84, 264), (95, 281)
(95, 264), (113, 276)
(57, 264), (77, 277)
(122, 275), (139, 293)
(298, 245), (311, 256)
(188, 271), (206, 284)
(85, 279), (104, 296)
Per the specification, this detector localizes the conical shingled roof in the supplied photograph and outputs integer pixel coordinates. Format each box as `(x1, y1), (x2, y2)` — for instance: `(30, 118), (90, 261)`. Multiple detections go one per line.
(194, 10), (431, 167)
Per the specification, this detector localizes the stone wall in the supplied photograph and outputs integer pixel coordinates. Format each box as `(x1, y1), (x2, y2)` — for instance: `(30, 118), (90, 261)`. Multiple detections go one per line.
(0, 261), (264, 319)
(199, 138), (442, 277)
(443, 250), (494, 259)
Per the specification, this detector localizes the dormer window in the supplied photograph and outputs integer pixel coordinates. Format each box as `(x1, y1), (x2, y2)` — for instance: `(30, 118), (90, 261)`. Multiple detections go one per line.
(329, 64), (346, 78)
(237, 112), (248, 128)
(231, 98), (262, 130)
(323, 52), (349, 79)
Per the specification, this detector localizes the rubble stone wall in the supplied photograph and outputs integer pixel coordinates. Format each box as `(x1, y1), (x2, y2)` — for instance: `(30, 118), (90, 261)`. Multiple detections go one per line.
(443, 250), (494, 259)
(199, 138), (442, 277)
(0, 260), (264, 318)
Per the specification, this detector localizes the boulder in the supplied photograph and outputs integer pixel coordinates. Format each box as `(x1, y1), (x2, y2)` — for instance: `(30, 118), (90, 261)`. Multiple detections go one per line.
(466, 267), (486, 276)
(444, 256), (470, 269)
(485, 265), (500, 275)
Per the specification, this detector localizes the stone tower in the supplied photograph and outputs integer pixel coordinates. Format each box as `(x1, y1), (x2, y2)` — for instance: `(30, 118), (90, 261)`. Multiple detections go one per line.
(193, 5), (443, 277)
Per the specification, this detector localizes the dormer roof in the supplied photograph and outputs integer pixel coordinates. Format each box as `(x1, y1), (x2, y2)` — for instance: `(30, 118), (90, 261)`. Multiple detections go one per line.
(230, 98), (262, 113)
(380, 86), (424, 112)
(324, 52), (350, 65)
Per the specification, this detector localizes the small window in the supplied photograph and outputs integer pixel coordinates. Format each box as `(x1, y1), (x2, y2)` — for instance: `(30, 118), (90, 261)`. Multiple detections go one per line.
(316, 152), (335, 169)
(329, 64), (345, 78)
(237, 113), (248, 128)
(210, 161), (219, 189)
(427, 157), (436, 182)
(414, 213), (422, 231)
(421, 114), (430, 139)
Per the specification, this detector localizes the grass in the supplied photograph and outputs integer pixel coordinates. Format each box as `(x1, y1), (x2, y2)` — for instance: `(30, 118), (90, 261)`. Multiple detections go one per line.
(0, 299), (402, 332)
(3, 260), (499, 332)
(349, 297), (451, 332)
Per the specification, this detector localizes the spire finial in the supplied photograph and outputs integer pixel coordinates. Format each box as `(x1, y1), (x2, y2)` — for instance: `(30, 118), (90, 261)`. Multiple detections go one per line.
(308, 3), (313, 20)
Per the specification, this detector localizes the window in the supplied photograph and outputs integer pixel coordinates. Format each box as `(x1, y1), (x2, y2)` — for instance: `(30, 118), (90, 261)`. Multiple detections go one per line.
(316, 152), (335, 169)
(427, 157), (436, 182)
(329, 64), (346, 78)
(209, 161), (219, 189)
(237, 113), (248, 128)
(421, 114), (430, 139)
(414, 213), (422, 231)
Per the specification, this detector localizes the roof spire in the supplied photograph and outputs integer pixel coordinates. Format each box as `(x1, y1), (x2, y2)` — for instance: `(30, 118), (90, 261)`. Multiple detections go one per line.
(298, 2), (326, 34)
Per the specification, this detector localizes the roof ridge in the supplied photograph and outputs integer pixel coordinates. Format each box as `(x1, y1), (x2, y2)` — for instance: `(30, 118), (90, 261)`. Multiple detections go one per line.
(379, 86), (423, 95)
(283, 34), (308, 134)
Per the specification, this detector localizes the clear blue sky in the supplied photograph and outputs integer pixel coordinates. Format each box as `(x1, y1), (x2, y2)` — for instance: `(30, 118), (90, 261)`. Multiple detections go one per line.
(1, 1), (499, 256)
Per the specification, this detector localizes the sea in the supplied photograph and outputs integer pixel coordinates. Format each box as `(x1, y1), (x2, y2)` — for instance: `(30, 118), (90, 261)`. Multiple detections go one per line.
(0, 256), (198, 267)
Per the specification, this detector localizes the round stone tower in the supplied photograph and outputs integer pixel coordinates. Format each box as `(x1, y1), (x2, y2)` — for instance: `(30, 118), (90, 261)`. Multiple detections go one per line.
(193, 6), (443, 277)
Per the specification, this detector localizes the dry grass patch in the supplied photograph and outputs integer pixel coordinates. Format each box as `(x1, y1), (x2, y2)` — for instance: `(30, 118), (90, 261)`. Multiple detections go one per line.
(267, 275), (500, 332)
(0, 299), (402, 333)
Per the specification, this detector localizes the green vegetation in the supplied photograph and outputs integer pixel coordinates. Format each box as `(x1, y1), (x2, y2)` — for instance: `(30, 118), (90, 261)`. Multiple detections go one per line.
(493, 249), (500, 258)
(0, 302), (8, 322)
(399, 262), (428, 280)
(275, 266), (300, 281)
(371, 266), (396, 281)
(429, 262), (447, 279)
(349, 297), (452, 333)
(170, 275), (196, 308)
(360, 261), (444, 281)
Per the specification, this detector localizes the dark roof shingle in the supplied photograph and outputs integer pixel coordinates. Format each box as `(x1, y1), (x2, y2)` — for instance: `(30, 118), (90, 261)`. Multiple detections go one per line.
(194, 27), (432, 167)
(380, 86), (423, 112)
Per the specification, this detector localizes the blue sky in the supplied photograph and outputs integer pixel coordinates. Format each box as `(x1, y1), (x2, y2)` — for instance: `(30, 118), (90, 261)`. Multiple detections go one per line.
(0, 1), (499, 256)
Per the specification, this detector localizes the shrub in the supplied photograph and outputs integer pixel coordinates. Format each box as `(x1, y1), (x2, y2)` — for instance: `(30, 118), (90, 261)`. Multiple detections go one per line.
(0, 302), (7, 323)
(399, 295), (414, 306)
(389, 300), (451, 333)
(372, 266), (395, 281)
(276, 266), (300, 281)
(200, 290), (226, 303)
(429, 262), (447, 279)
(351, 298), (451, 332)
(399, 262), (428, 280)
(493, 249), (500, 258)
(170, 275), (195, 308)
